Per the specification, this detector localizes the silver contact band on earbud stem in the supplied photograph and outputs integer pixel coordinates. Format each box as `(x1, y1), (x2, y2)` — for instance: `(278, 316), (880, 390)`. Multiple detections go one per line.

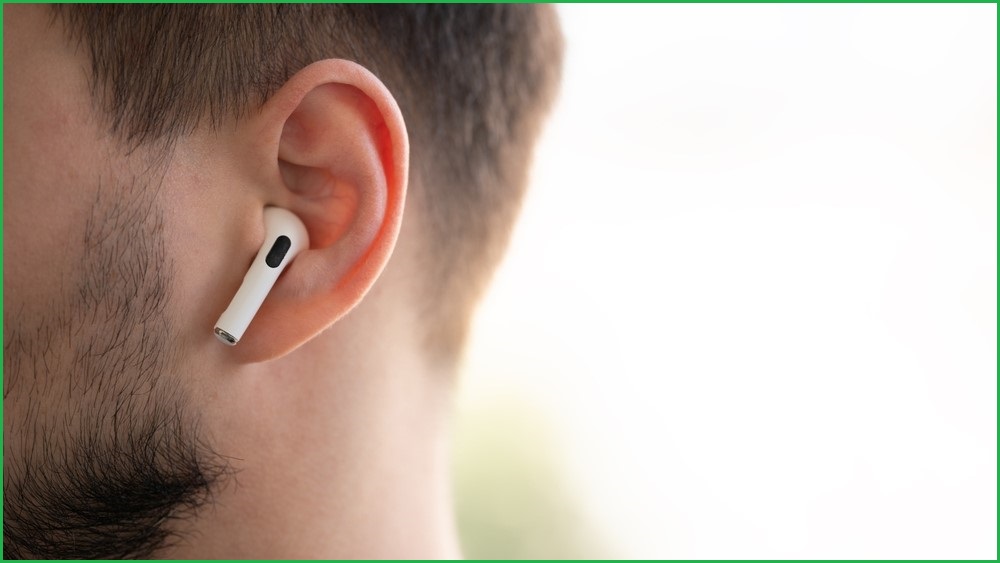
(215, 327), (238, 346)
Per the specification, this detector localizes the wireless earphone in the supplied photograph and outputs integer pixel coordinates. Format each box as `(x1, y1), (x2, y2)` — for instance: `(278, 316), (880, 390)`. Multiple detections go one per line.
(214, 207), (309, 346)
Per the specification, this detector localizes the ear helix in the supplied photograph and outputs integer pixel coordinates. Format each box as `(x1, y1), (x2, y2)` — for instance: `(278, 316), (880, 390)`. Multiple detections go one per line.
(214, 207), (309, 346)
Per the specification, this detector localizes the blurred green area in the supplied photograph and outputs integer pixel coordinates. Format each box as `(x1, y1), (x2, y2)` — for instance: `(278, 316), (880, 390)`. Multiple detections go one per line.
(452, 396), (607, 558)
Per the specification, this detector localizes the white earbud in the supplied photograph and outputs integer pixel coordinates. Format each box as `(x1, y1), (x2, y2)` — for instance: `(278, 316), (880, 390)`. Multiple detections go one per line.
(214, 207), (309, 346)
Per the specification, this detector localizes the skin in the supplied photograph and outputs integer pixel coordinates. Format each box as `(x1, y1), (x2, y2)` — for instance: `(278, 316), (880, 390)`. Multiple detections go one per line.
(4, 5), (460, 558)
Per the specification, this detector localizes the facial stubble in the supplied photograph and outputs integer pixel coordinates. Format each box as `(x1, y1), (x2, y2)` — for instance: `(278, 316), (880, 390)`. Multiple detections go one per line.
(2, 169), (227, 559)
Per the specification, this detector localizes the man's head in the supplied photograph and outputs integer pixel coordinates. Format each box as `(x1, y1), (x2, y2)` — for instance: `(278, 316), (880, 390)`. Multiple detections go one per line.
(3, 5), (562, 558)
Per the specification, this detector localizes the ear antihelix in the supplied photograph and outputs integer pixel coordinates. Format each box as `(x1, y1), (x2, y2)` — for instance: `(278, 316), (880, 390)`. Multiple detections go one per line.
(214, 207), (309, 346)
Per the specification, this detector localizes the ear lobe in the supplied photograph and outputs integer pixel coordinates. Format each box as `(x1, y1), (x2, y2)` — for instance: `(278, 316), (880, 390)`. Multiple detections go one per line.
(229, 60), (408, 363)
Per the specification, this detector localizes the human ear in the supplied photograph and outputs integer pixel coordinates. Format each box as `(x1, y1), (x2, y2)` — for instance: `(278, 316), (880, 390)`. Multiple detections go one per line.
(219, 59), (408, 363)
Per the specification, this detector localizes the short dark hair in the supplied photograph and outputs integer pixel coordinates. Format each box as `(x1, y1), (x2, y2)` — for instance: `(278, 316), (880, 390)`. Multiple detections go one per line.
(52, 4), (565, 360)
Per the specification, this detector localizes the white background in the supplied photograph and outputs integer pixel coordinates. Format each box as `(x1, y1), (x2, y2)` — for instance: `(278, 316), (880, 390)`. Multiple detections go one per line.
(457, 4), (996, 558)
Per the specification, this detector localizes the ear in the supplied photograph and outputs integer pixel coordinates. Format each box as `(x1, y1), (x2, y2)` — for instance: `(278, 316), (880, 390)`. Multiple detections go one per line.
(224, 59), (408, 363)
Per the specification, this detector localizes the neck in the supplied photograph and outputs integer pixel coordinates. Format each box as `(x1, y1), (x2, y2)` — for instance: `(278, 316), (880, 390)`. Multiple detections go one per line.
(165, 313), (460, 558)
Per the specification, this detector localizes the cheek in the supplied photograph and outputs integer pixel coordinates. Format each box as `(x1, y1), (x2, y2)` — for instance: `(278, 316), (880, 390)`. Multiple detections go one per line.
(2, 71), (109, 324)
(3, 3), (114, 323)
